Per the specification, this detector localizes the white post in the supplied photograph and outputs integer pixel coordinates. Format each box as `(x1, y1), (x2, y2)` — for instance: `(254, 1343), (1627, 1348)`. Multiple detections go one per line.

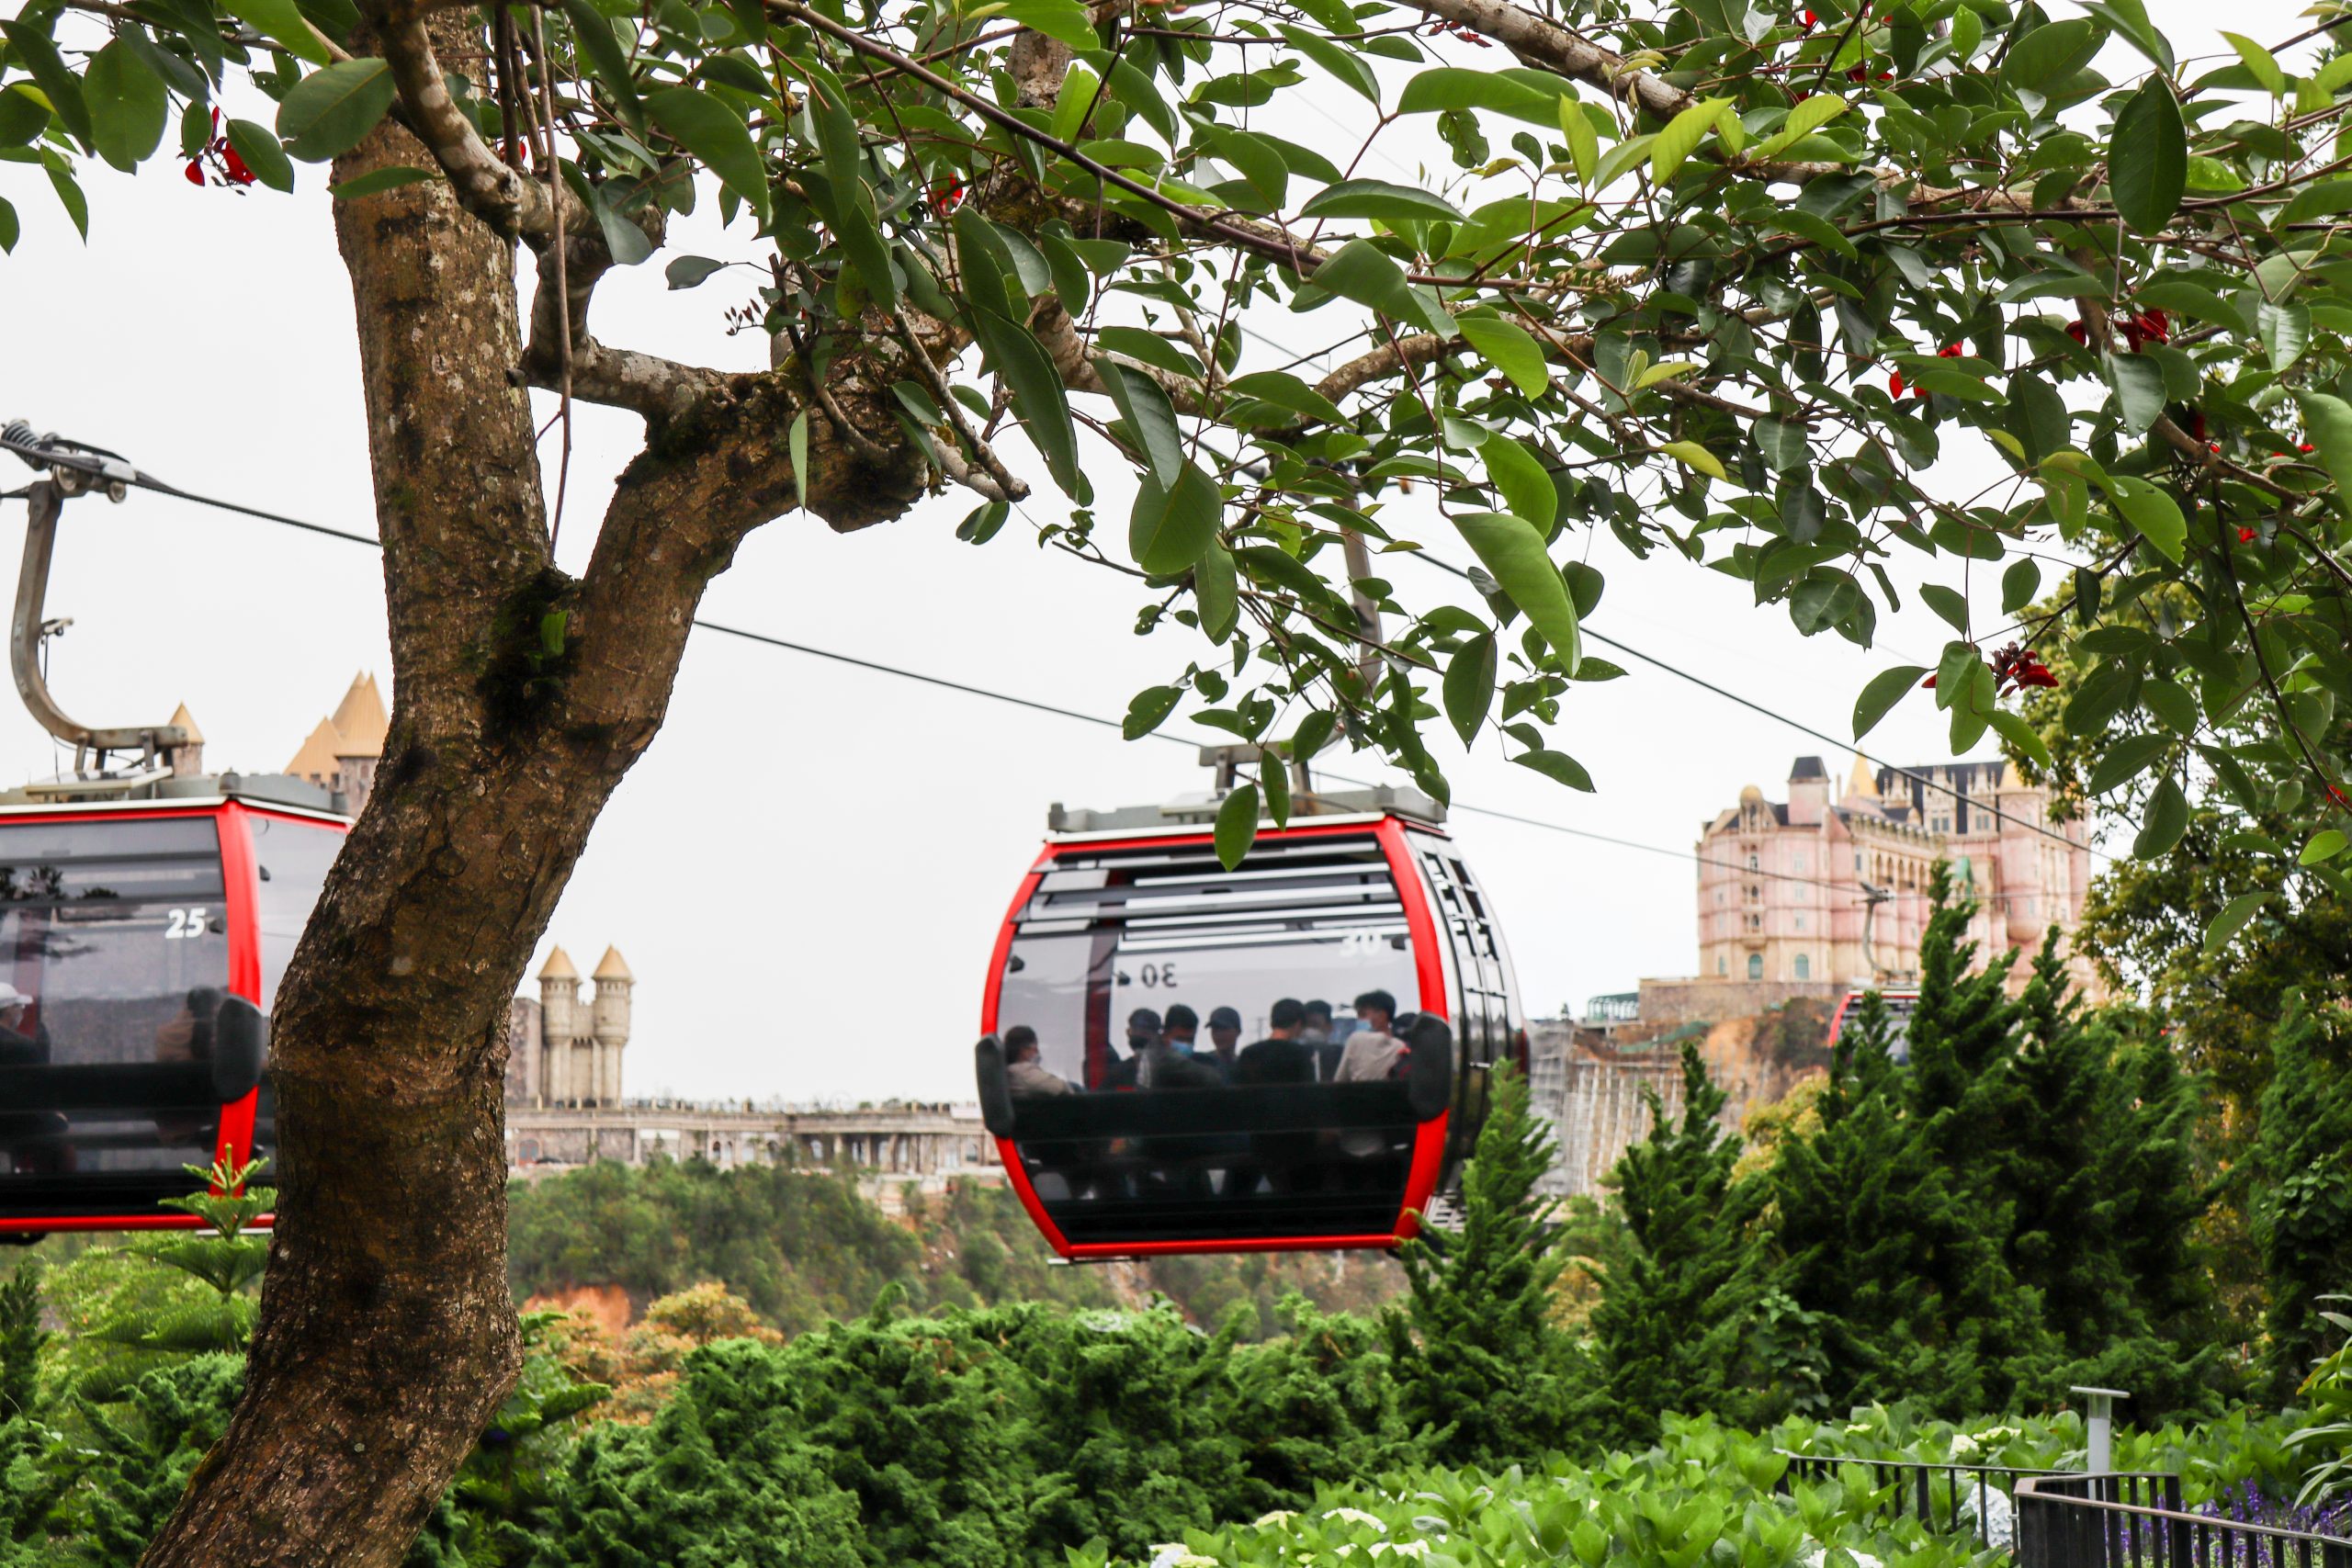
(2070, 1385), (2128, 1475)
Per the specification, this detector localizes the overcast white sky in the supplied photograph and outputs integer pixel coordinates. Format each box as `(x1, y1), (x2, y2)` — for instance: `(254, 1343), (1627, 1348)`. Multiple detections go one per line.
(0, 0), (2301, 1101)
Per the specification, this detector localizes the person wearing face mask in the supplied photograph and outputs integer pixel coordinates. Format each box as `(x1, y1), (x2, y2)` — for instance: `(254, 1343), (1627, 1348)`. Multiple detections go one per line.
(1102, 1007), (1160, 1089)
(1142, 1003), (1220, 1091)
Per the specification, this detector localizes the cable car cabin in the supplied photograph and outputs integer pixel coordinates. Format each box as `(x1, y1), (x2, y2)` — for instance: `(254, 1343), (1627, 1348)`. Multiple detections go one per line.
(974, 784), (1525, 1260)
(1826, 987), (1920, 1064)
(0, 776), (348, 1237)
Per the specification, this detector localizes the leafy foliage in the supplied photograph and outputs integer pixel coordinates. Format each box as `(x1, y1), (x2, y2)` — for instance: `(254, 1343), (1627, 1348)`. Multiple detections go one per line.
(2253, 998), (2352, 1400)
(8, 0), (2352, 870)
(1584, 1043), (1766, 1450)
(1385, 1063), (1585, 1469)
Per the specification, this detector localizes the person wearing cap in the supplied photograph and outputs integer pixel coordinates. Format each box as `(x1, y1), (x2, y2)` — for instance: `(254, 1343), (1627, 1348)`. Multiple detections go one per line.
(1104, 1007), (1159, 1089)
(1233, 998), (1319, 1195)
(1204, 1007), (1243, 1077)
(0, 982), (46, 1066)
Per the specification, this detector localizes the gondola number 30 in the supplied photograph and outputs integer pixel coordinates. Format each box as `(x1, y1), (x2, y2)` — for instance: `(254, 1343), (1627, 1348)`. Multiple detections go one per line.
(163, 908), (210, 939)
(1137, 963), (1176, 987)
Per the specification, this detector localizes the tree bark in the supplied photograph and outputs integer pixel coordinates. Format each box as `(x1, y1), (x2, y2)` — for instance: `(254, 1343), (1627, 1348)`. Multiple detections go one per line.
(137, 36), (726, 1567)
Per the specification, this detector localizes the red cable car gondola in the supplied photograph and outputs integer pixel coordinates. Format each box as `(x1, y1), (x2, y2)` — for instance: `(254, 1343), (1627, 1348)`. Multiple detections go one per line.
(0, 439), (351, 1237)
(974, 750), (1526, 1260)
(1826, 987), (1919, 1064)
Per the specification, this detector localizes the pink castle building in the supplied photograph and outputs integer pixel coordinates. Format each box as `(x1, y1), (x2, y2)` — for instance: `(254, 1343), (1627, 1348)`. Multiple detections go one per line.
(1690, 755), (2095, 995)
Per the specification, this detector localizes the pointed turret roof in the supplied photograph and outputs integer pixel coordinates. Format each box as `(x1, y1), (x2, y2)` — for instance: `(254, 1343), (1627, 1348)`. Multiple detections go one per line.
(538, 946), (579, 981)
(592, 946), (633, 982)
(331, 672), (389, 757)
(1849, 754), (1878, 797)
(286, 716), (345, 782)
(168, 702), (205, 744)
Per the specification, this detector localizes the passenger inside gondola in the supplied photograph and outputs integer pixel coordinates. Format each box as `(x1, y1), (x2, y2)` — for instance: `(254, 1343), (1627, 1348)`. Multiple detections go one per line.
(1002, 1026), (1070, 1097)
(0, 983), (45, 1064)
(1102, 1008), (1158, 1089)
(1334, 990), (1405, 1082)
(1204, 1007), (1242, 1077)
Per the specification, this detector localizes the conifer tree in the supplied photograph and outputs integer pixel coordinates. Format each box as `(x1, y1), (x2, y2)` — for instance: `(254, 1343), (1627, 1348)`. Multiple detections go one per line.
(76, 1156), (271, 1401)
(1584, 1043), (1761, 1449)
(0, 1260), (40, 1422)
(1386, 1062), (1584, 1467)
(1770, 988), (2055, 1415)
(2254, 996), (2352, 1401)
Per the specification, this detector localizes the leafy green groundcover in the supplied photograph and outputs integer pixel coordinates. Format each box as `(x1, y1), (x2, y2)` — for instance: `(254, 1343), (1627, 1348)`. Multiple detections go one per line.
(1105, 1408), (2319, 1568)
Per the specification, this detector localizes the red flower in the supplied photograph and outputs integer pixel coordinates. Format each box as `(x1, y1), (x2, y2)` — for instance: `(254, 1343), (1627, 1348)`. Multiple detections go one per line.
(184, 159), (204, 186)
(1802, 6), (1816, 24)
(1938, 342), (1962, 356)
(220, 145), (256, 186)
(1889, 371), (1905, 397)
(2300, 442), (2315, 454)
(2238, 526), (2259, 543)
(931, 181), (967, 219)
(2064, 321), (2088, 346)
(1920, 672), (1938, 688)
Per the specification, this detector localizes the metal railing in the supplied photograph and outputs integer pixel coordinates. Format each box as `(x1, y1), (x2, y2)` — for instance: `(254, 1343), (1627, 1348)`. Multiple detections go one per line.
(1778, 1452), (2177, 1548)
(2016, 1474), (2352, 1568)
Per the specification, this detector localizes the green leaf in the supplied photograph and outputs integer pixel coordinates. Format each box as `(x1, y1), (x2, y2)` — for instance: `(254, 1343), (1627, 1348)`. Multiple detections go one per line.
(1262, 750), (1292, 828)
(2297, 392), (2352, 502)
(2204, 891), (2271, 952)
(2086, 731), (2171, 795)
(1098, 361), (1186, 488)
(561, 0), (645, 130)
(2105, 352), (2165, 434)
(1443, 633), (1497, 746)
(225, 119), (295, 193)
(1853, 665), (1928, 739)
(1651, 97), (1731, 183)
(1457, 315), (1550, 398)
(969, 310), (1080, 494)
(1513, 748), (1596, 791)
(1303, 237), (1418, 321)
(1215, 782), (1261, 869)
(1194, 544), (1238, 643)
(2132, 775), (2189, 858)
(1298, 178), (1465, 224)
(1276, 25), (1381, 104)
(326, 163), (434, 199)
(1753, 93), (1848, 159)
(1480, 432), (1555, 535)
(646, 87), (768, 220)
(787, 410), (808, 511)
(0, 23), (92, 146)
(1225, 370), (1345, 425)
(2000, 558), (2042, 615)
(217, 0), (333, 65)
(2108, 76), (2186, 235)
(2005, 18), (2105, 94)
(2260, 299), (2311, 370)
(1987, 709), (2052, 771)
(276, 59), (398, 161)
(1558, 97), (1597, 185)
(665, 254), (729, 290)
(1123, 685), (1182, 739)
(1129, 459), (1222, 576)
(807, 73), (894, 310)
(1453, 512), (1579, 671)
(84, 39), (166, 172)
(1657, 441), (1725, 480)
(0, 197), (15, 254)
(2110, 476), (2186, 562)
(2143, 676), (2199, 735)
(2220, 30), (2286, 95)
(1397, 67), (1558, 120)
(2302, 828), (2349, 864)
(1918, 583), (1971, 634)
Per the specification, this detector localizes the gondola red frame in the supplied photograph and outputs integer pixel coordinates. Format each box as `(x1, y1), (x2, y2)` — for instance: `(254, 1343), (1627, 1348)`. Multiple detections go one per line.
(0, 796), (343, 1235)
(980, 812), (1467, 1260)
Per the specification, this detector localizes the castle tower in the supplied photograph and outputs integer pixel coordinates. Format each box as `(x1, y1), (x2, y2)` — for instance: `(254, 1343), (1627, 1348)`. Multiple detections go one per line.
(167, 702), (206, 777)
(537, 946), (580, 1102)
(329, 672), (390, 815)
(591, 946), (633, 1105)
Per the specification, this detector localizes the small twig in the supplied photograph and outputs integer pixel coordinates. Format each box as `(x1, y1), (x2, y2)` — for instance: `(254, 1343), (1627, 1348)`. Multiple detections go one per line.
(782, 323), (892, 466)
(889, 315), (1029, 501)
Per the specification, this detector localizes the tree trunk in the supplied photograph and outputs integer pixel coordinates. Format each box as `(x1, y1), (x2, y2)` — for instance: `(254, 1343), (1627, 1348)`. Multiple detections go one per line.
(138, 56), (716, 1568)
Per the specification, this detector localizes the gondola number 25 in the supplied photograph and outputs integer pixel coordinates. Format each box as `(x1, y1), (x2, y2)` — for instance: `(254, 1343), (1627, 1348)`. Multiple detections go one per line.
(163, 908), (210, 939)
